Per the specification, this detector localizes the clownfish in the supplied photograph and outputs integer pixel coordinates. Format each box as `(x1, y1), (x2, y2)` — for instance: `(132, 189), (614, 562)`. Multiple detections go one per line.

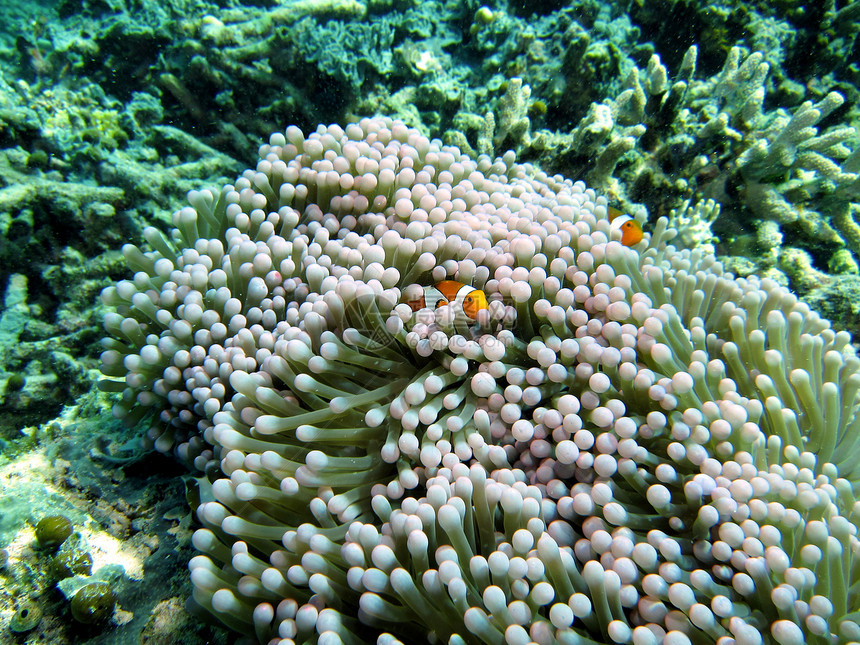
(406, 281), (489, 320)
(608, 206), (645, 246)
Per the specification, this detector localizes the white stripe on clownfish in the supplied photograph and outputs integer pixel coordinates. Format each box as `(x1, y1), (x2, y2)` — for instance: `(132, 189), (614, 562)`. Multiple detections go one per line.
(608, 206), (645, 247)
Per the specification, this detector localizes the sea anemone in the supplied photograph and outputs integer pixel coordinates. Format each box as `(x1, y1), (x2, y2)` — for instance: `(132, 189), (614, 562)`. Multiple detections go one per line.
(101, 117), (860, 644)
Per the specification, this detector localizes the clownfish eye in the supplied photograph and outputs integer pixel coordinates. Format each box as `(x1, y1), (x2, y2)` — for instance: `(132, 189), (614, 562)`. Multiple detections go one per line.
(465, 296), (473, 303)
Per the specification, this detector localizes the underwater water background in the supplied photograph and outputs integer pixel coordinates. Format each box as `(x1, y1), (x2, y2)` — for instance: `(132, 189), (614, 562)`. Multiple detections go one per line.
(0, 0), (859, 643)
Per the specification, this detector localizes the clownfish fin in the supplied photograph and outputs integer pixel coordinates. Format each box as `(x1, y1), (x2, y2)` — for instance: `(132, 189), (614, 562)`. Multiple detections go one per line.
(607, 205), (625, 222)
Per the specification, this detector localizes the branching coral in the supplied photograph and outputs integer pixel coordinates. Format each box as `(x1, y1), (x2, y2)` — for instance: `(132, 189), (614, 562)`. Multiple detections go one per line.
(101, 118), (860, 645)
(519, 43), (859, 299)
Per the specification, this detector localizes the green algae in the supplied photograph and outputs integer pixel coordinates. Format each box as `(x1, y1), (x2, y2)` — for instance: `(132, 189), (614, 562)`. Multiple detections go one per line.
(70, 581), (116, 624)
(34, 515), (73, 550)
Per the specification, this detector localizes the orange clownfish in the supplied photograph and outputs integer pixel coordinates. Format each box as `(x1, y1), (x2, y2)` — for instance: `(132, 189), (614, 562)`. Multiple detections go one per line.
(406, 281), (489, 320)
(608, 206), (645, 246)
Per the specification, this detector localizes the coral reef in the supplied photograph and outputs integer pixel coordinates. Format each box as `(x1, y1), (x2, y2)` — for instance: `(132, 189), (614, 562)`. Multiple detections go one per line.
(0, 0), (859, 642)
(515, 44), (860, 310)
(101, 118), (860, 644)
(8, 0), (856, 294)
(0, 417), (227, 644)
(0, 70), (240, 440)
